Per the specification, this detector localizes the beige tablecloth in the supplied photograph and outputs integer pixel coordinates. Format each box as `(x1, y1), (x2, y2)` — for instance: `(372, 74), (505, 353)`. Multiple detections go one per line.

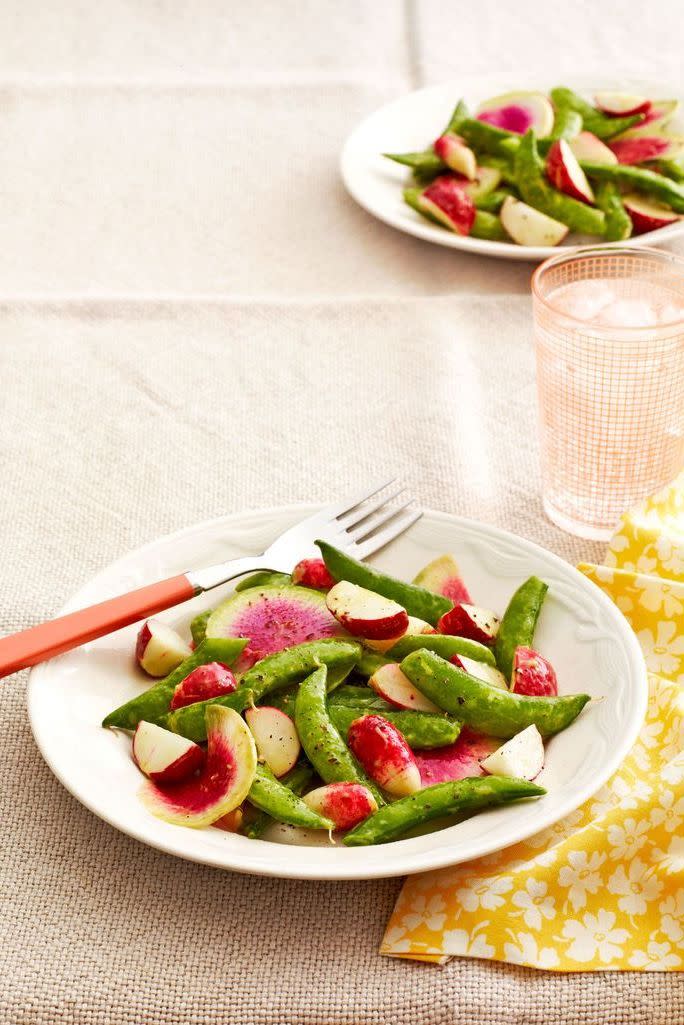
(1, 3), (682, 1023)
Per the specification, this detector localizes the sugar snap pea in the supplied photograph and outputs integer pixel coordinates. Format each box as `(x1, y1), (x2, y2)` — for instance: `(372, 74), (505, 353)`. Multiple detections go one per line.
(329, 706), (461, 750)
(246, 763), (331, 831)
(328, 684), (392, 709)
(441, 98), (469, 136)
(388, 633), (496, 665)
(102, 637), (249, 730)
(355, 651), (389, 677)
(294, 666), (385, 805)
(266, 686), (298, 716)
(480, 155), (518, 186)
(385, 150), (446, 175)
(343, 776), (546, 846)
(403, 187), (441, 225)
(471, 210), (507, 241)
(475, 188), (513, 213)
(655, 159), (684, 184)
(160, 639), (361, 741)
(235, 571), (291, 592)
(316, 541), (452, 626)
(515, 131), (606, 235)
(459, 118), (517, 156)
(243, 762), (316, 839)
(494, 576), (549, 681)
(190, 609), (213, 647)
(549, 88), (644, 140)
(594, 181), (632, 241)
(401, 649), (590, 738)
(549, 105), (582, 141)
(580, 162), (684, 213)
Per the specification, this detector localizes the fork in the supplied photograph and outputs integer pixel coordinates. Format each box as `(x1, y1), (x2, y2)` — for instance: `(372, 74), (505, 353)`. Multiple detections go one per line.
(0, 479), (421, 679)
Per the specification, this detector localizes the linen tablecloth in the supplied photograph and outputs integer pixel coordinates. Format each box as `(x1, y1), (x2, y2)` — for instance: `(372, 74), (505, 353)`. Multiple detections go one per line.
(1, 3), (683, 1022)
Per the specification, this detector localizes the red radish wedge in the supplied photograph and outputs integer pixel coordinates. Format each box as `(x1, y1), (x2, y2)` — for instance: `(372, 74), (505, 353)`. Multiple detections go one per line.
(326, 580), (408, 640)
(546, 140), (595, 203)
(511, 646), (558, 696)
(623, 99), (679, 135)
(500, 196), (569, 247)
(610, 136), (684, 165)
(476, 91), (554, 136)
(594, 92), (651, 117)
(140, 706), (257, 828)
(481, 725), (544, 780)
(244, 706), (300, 777)
(437, 602), (500, 646)
(434, 134), (477, 180)
(413, 553), (471, 604)
(369, 662), (440, 713)
(170, 661), (237, 710)
(303, 783), (377, 830)
(569, 131), (618, 166)
(347, 715), (421, 796)
(213, 807), (244, 832)
(622, 194), (679, 233)
(292, 558), (335, 591)
(132, 721), (205, 784)
(417, 176), (476, 236)
(363, 615), (434, 653)
(450, 654), (507, 690)
(135, 620), (192, 678)
(414, 728), (499, 786)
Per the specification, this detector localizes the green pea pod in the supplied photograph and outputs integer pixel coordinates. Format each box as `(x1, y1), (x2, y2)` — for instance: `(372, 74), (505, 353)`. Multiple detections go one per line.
(160, 639), (361, 741)
(580, 162), (684, 213)
(471, 211), (507, 241)
(190, 609), (213, 647)
(480, 156), (518, 186)
(244, 762), (316, 839)
(294, 666), (385, 805)
(549, 88), (644, 139)
(404, 187), (441, 226)
(329, 706), (461, 750)
(515, 131), (606, 235)
(494, 576), (549, 681)
(235, 571), (291, 592)
(384, 150), (446, 174)
(549, 105), (583, 141)
(442, 98), (469, 136)
(459, 118), (517, 156)
(102, 637), (249, 730)
(246, 763), (331, 831)
(328, 684), (391, 709)
(594, 181), (632, 241)
(475, 188), (513, 213)
(343, 776), (546, 846)
(316, 541), (452, 626)
(388, 633), (496, 665)
(401, 649), (590, 738)
(655, 159), (684, 184)
(265, 686), (298, 716)
(355, 651), (389, 677)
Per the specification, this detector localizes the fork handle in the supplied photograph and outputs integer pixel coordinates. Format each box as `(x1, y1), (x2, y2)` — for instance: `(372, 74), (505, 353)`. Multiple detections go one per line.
(0, 574), (196, 679)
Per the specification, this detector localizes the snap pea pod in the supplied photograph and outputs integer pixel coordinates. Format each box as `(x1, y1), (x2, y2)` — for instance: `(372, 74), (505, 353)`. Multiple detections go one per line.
(515, 131), (606, 235)
(328, 684), (392, 709)
(475, 188), (513, 213)
(401, 649), (590, 738)
(403, 187), (441, 225)
(441, 98), (469, 136)
(385, 150), (445, 175)
(294, 666), (385, 805)
(480, 156), (518, 186)
(329, 705), (461, 750)
(549, 88), (644, 140)
(355, 651), (390, 678)
(235, 571), (291, 592)
(459, 118), (518, 156)
(655, 159), (684, 184)
(265, 686), (298, 716)
(494, 576), (549, 681)
(580, 162), (684, 213)
(243, 762), (316, 839)
(549, 105), (583, 141)
(246, 763), (331, 831)
(190, 609), (213, 647)
(102, 637), (249, 730)
(343, 776), (546, 846)
(388, 633), (496, 665)
(317, 541), (452, 626)
(594, 181), (632, 242)
(471, 210), (507, 241)
(160, 639), (361, 741)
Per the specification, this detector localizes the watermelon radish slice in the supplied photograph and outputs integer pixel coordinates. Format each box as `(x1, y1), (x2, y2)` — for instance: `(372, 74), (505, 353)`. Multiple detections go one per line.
(609, 135), (684, 165)
(205, 585), (346, 672)
(414, 727), (500, 786)
(476, 91), (554, 137)
(413, 554), (471, 604)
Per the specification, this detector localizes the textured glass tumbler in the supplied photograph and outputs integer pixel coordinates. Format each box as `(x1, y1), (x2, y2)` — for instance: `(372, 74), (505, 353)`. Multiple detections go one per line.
(532, 247), (684, 541)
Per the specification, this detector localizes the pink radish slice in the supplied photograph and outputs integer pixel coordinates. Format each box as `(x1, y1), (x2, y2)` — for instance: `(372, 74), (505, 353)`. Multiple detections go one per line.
(437, 603), (500, 646)
(133, 721), (205, 784)
(326, 580), (408, 640)
(511, 646), (558, 697)
(303, 783), (377, 831)
(170, 662), (237, 710)
(347, 714), (421, 796)
(369, 663), (440, 713)
(292, 558), (335, 591)
(245, 706), (300, 777)
(135, 619), (192, 678)
(414, 728), (500, 786)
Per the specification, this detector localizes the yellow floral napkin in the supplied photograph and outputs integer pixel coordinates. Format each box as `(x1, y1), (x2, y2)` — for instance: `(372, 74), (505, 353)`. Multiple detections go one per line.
(382, 475), (684, 971)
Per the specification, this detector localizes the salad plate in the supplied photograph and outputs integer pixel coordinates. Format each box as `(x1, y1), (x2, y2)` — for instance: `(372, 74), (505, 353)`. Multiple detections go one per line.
(28, 505), (647, 879)
(341, 74), (684, 261)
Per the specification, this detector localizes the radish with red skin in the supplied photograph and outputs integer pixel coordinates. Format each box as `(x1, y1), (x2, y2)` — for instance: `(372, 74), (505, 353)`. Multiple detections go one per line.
(135, 619), (192, 678)
(510, 645), (558, 696)
(481, 725), (545, 781)
(621, 99), (679, 135)
(347, 715), (421, 796)
(364, 615), (435, 653)
(369, 662), (440, 713)
(476, 91), (554, 137)
(414, 728), (500, 786)
(303, 783), (378, 830)
(132, 721), (205, 784)
(292, 558), (335, 591)
(609, 136), (684, 165)
(169, 661), (237, 710)
(140, 706), (257, 828)
(622, 193), (679, 233)
(326, 580), (409, 640)
(594, 92), (651, 118)
(417, 176), (476, 236)
(500, 196), (569, 247)
(245, 705), (300, 777)
(413, 554), (471, 604)
(438, 602), (500, 646)
(433, 134), (477, 180)
(451, 654), (507, 690)
(569, 131), (618, 166)
(546, 140), (595, 203)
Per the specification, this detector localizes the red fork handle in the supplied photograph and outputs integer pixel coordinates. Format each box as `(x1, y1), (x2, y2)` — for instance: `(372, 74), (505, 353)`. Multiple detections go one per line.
(0, 574), (196, 679)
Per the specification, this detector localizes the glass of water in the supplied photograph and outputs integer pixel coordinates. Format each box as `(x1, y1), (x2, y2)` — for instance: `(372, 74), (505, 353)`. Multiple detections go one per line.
(532, 246), (684, 540)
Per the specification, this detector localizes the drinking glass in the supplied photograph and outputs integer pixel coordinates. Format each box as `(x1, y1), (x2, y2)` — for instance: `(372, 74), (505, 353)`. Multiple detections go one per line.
(532, 246), (684, 540)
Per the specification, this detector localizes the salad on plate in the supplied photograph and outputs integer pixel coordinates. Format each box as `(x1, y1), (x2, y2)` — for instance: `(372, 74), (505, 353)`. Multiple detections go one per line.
(384, 86), (684, 246)
(103, 541), (593, 847)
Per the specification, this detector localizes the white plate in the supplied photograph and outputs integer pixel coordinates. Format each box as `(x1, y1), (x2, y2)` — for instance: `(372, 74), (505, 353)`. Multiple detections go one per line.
(341, 74), (684, 261)
(28, 505), (647, 880)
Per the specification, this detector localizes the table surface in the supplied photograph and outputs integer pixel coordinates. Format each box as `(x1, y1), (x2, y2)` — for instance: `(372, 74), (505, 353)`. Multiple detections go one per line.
(1, 3), (682, 1023)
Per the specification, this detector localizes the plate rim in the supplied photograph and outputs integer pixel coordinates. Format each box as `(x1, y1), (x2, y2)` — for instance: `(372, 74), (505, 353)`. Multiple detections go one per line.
(28, 504), (648, 880)
(340, 76), (684, 262)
